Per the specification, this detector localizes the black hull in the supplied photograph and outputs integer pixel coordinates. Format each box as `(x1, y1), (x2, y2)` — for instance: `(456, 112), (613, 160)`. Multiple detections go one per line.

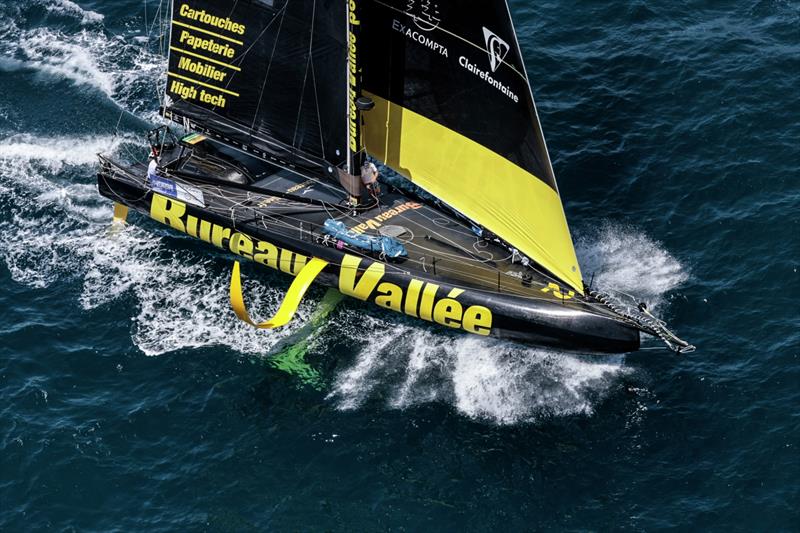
(97, 152), (640, 353)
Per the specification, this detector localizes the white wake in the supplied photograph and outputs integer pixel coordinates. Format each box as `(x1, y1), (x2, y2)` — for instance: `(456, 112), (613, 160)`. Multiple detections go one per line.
(0, 3), (689, 425)
(326, 222), (688, 425)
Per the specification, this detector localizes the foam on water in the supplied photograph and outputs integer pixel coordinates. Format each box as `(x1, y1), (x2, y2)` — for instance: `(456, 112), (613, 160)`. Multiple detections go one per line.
(327, 223), (688, 425)
(0, 134), (124, 170)
(80, 226), (309, 356)
(0, 134), (304, 356)
(37, 0), (105, 25)
(327, 315), (633, 425)
(0, 134), (122, 287)
(0, 14), (164, 112)
(2, 27), (116, 96)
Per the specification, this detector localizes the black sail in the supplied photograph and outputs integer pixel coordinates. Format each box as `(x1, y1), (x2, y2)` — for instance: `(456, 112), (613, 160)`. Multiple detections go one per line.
(358, 0), (584, 293)
(360, 0), (556, 189)
(163, 0), (348, 175)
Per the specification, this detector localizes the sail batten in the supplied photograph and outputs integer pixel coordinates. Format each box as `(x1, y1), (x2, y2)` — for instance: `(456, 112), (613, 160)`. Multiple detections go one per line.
(359, 0), (584, 293)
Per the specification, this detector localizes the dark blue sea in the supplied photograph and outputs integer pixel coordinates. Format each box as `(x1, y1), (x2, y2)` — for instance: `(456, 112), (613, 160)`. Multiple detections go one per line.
(1, 1), (798, 530)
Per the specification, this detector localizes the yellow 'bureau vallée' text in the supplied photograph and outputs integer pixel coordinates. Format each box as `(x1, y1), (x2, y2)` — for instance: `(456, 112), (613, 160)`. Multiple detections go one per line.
(150, 193), (492, 335)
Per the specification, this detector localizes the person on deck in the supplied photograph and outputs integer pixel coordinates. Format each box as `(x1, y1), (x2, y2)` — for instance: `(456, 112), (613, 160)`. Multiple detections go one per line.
(147, 148), (159, 181)
(360, 161), (381, 203)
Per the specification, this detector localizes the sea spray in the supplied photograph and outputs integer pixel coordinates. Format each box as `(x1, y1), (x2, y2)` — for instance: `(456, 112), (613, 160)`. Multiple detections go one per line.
(575, 221), (689, 313)
(0, 133), (308, 355)
(327, 316), (631, 425)
(0, 9), (164, 112)
(326, 222), (688, 424)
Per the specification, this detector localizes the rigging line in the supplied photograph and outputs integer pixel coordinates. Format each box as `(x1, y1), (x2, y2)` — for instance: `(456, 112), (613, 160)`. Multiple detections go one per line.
(159, 0), (175, 110)
(169, 109), (327, 170)
(204, 0), (243, 95)
(179, 181), (511, 279)
(292, 0), (316, 151)
(200, 196), (551, 298)
(112, 109), (125, 139)
(227, 0), (282, 63)
(99, 174), (151, 207)
(309, 41), (326, 158)
(382, 202), (493, 262)
(250, 2), (289, 133)
(223, 0), (240, 21)
(251, 212), (533, 297)
(189, 175), (492, 269)
(146, 0), (165, 41)
(219, 203), (501, 279)
(405, 206), (478, 244)
(387, 178), (568, 284)
(254, 183), (478, 256)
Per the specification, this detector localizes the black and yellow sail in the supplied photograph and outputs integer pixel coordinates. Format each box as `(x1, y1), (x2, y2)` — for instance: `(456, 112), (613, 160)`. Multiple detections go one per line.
(358, 0), (584, 293)
(163, 0), (348, 175)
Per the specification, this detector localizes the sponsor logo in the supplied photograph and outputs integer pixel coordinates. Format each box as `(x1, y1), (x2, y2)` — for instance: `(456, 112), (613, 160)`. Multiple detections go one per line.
(150, 193), (309, 275)
(257, 179), (314, 207)
(178, 4), (246, 35)
(149, 193), (493, 336)
(339, 255), (492, 335)
(541, 282), (575, 300)
(348, 1), (360, 153)
(482, 27), (510, 73)
(458, 56), (519, 103)
(406, 0), (441, 32)
(391, 19), (448, 57)
(350, 201), (423, 234)
(149, 175), (206, 207)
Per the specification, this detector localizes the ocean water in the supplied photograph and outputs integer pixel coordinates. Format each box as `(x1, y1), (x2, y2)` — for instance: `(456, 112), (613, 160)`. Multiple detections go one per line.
(1, 0), (797, 530)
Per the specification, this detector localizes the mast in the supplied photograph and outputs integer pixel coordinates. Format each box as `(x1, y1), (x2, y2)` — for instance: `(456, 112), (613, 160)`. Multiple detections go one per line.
(346, 0), (361, 176)
(346, 1), (377, 176)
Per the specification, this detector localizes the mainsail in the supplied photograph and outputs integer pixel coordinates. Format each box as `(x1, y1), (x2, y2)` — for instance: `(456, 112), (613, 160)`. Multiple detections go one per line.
(163, 0), (349, 176)
(358, 0), (584, 293)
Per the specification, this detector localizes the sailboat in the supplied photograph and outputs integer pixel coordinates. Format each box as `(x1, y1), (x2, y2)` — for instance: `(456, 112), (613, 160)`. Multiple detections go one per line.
(98, 0), (692, 353)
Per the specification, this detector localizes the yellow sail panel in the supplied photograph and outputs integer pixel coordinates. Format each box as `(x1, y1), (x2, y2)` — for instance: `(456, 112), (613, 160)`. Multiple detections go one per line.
(363, 93), (584, 295)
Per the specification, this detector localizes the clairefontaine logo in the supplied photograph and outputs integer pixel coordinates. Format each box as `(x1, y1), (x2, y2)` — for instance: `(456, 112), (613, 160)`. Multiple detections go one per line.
(482, 27), (509, 72)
